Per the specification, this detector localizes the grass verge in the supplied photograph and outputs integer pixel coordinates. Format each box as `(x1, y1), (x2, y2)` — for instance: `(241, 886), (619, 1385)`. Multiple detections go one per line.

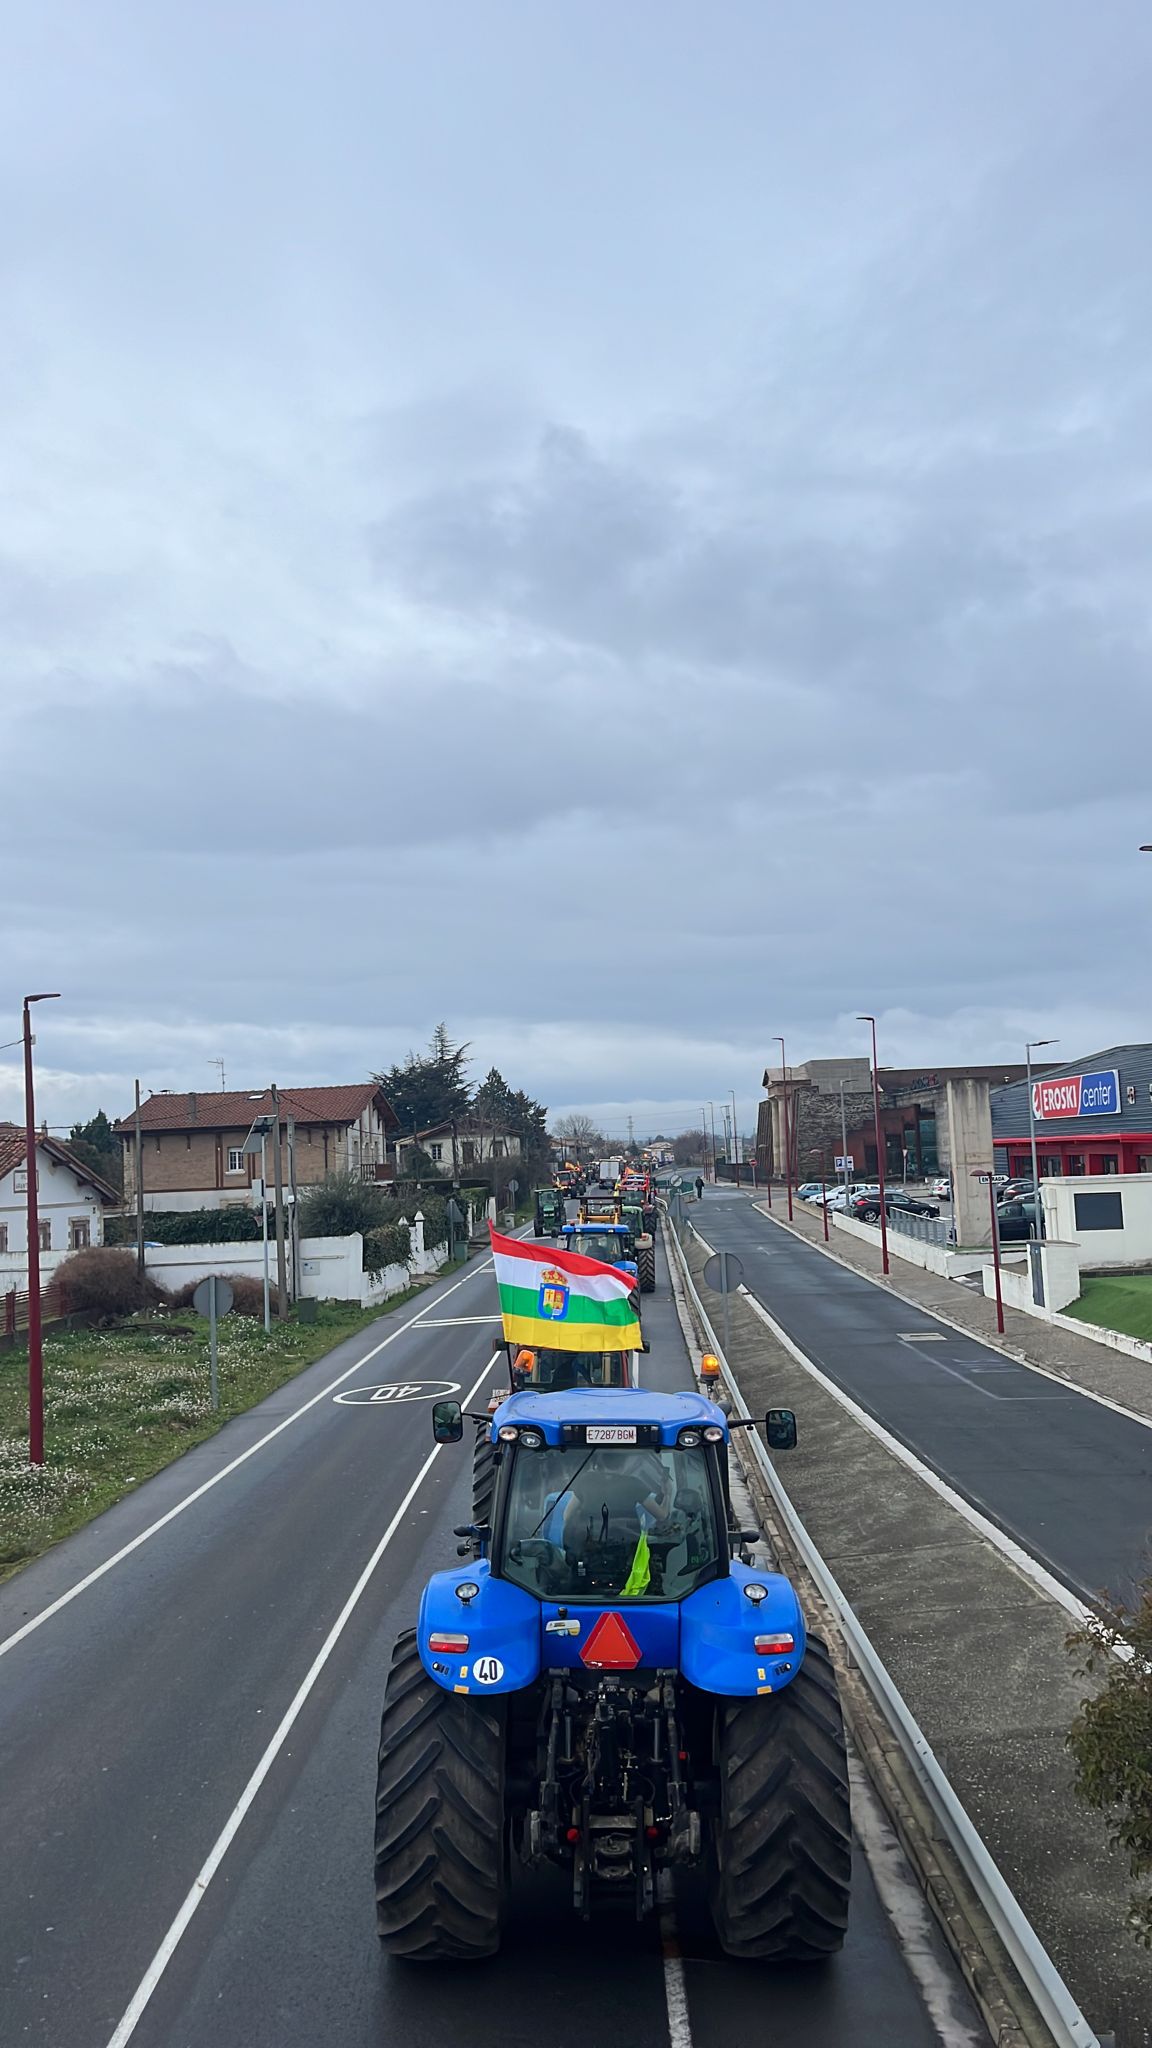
(0, 1291), (425, 1580)
(1064, 1273), (1152, 1344)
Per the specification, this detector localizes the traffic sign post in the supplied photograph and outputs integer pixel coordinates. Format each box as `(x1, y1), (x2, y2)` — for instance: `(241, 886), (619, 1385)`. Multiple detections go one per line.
(702, 1249), (744, 1366)
(192, 1275), (235, 1410)
(972, 1174), (1004, 1334)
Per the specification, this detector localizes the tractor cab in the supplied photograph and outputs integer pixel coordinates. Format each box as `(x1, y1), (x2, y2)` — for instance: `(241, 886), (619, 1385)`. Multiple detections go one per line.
(484, 1344), (639, 1413)
(561, 1221), (638, 1281)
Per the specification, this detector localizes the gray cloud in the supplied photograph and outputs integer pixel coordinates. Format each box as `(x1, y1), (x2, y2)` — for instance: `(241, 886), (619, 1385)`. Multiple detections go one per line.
(3, 0), (1152, 1132)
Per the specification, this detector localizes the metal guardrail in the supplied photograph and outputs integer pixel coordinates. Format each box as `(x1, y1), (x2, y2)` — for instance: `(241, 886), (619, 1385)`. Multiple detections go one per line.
(663, 1211), (1100, 2048)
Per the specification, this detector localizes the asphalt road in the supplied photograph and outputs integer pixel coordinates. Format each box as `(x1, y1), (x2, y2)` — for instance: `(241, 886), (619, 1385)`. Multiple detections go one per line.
(0, 1233), (980, 2048)
(697, 1187), (1152, 1603)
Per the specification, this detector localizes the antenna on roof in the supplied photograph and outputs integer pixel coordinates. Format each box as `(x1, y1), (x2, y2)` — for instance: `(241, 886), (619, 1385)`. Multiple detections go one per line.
(210, 1058), (226, 1090)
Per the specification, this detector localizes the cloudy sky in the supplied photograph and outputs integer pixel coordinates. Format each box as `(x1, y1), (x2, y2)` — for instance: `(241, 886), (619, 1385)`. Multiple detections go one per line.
(4, 0), (1152, 1143)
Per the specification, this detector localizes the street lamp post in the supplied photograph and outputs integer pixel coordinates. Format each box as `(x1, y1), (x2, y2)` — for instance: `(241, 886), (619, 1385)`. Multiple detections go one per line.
(1026, 1037), (1059, 1237)
(858, 1014), (889, 1275)
(23, 992), (61, 1467)
(772, 1037), (793, 1219)
(730, 1088), (739, 1184)
(706, 1101), (719, 1183)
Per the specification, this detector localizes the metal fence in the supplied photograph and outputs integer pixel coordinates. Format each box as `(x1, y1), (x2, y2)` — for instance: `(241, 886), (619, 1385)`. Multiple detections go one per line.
(885, 1209), (952, 1247)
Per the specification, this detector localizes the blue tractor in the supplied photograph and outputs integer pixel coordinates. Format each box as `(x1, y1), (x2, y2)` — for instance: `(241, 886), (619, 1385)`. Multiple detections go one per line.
(374, 1386), (851, 1961)
(562, 1218), (655, 1296)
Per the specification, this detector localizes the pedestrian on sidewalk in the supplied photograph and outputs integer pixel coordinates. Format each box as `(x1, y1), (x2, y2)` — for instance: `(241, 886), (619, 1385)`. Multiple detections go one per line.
(695, 1174), (705, 1201)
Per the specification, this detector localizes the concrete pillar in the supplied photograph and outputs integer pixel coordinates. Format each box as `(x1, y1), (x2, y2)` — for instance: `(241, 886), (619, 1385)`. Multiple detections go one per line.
(944, 1079), (994, 1245)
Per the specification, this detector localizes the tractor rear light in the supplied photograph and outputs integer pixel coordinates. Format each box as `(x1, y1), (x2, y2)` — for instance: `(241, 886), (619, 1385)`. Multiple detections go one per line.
(754, 1633), (795, 1654)
(565, 1826), (581, 1843)
(742, 1583), (769, 1605)
(428, 1633), (469, 1653)
(703, 1424), (724, 1442)
(498, 1425), (518, 1441)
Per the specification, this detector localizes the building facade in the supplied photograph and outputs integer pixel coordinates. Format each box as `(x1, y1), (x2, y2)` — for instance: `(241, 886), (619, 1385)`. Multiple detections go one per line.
(757, 1058), (1032, 1181)
(115, 1085), (399, 1212)
(992, 1045), (1152, 1179)
(0, 1127), (119, 1284)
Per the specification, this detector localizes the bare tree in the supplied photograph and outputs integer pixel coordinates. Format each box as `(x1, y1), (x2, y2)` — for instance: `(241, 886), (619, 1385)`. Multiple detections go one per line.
(552, 1112), (603, 1160)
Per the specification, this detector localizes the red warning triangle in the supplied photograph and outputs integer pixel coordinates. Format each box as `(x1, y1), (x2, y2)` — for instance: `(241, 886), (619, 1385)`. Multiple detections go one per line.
(580, 1610), (642, 1670)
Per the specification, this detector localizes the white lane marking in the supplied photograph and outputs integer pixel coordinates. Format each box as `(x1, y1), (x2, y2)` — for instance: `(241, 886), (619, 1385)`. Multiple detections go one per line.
(0, 1259), (497, 1663)
(102, 1344), (499, 2048)
(413, 1315), (503, 1327)
(334, 1380), (461, 1406)
(736, 1280), (1090, 1625)
(656, 1872), (693, 2048)
(749, 1198), (1152, 1435)
(848, 1756), (987, 2048)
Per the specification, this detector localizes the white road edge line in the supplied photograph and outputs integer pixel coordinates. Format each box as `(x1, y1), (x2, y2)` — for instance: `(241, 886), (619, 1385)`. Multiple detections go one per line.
(0, 1256), (496, 1663)
(701, 1238), (1092, 1624)
(748, 1197), (1152, 1436)
(102, 1343), (499, 2048)
(656, 1872), (693, 2048)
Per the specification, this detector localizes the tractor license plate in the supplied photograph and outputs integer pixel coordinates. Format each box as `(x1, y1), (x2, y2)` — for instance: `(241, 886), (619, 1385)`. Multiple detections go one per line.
(585, 1425), (637, 1445)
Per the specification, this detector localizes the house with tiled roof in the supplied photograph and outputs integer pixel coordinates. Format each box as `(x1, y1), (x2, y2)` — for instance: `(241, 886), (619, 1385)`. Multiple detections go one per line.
(0, 1124), (120, 1283)
(113, 1085), (399, 1213)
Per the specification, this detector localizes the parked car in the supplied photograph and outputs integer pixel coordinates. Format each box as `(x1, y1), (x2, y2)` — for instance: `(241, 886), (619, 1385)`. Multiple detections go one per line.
(997, 1178), (1036, 1204)
(930, 1176), (951, 1200)
(851, 1191), (940, 1221)
(996, 1197), (1042, 1241)
(796, 1182), (830, 1202)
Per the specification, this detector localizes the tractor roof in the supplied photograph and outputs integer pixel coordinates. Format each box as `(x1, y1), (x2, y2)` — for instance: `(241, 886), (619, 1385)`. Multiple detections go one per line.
(491, 1387), (729, 1445)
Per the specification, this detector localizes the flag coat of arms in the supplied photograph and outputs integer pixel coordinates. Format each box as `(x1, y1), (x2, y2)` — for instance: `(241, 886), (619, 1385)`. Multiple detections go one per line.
(489, 1227), (642, 1352)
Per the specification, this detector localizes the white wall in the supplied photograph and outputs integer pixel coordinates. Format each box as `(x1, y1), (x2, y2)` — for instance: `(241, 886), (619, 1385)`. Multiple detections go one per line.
(1040, 1173), (1152, 1271)
(829, 1208), (987, 1280)
(142, 1227), (449, 1306)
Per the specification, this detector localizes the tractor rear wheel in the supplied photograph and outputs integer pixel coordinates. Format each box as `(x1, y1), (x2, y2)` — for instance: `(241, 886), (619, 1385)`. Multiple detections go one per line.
(636, 1238), (657, 1294)
(472, 1425), (497, 1527)
(374, 1629), (506, 1960)
(709, 1634), (851, 1961)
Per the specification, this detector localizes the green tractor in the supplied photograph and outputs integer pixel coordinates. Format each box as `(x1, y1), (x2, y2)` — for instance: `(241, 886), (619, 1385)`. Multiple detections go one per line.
(533, 1186), (567, 1238)
(619, 1197), (657, 1294)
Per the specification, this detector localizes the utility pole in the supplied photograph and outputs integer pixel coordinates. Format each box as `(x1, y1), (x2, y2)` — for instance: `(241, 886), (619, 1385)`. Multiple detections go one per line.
(134, 1078), (145, 1282)
(271, 1084), (289, 1320)
(287, 1115), (299, 1305)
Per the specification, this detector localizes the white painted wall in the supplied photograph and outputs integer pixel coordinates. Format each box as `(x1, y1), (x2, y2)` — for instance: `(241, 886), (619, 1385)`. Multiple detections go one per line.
(142, 1227), (450, 1306)
(829, 1208), (987, 1280)
(1040, 1173), (1152, 1271)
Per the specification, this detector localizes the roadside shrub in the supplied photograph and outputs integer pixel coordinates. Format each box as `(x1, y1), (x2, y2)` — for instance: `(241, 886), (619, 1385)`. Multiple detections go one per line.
(168, 1274), (269, 1318)
(54, 1248), (170, 1319)
(106, 1208), (260, 1246)
(363, 1223), (413, 1276)
(1067, 1582), (1152, 1945)
(297, 1172), (392, 1237)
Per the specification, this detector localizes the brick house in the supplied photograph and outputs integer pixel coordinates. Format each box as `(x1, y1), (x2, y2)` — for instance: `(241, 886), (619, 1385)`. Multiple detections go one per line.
(115, 1085), (399, 1212)
(0, 1125), (119, 1283)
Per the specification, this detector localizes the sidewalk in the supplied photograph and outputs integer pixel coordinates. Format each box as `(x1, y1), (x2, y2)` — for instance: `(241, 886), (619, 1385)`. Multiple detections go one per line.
(750, 1190), (1152, 1424)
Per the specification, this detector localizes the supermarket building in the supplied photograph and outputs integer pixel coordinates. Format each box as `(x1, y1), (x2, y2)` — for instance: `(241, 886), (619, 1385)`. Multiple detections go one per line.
(991, 1044), (1152, 1179)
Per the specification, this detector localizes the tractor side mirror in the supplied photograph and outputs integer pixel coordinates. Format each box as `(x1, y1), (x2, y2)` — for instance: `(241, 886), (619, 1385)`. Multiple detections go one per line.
(764, 1408), (797, 1451)
(432, 1400), (464, 1443)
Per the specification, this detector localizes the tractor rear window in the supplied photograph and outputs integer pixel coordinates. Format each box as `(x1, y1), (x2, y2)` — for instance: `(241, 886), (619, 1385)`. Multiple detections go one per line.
(499, 1445), (720, 1602)
(523, 1350), (631, 1389)
(570, 1231), (631, 1262)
